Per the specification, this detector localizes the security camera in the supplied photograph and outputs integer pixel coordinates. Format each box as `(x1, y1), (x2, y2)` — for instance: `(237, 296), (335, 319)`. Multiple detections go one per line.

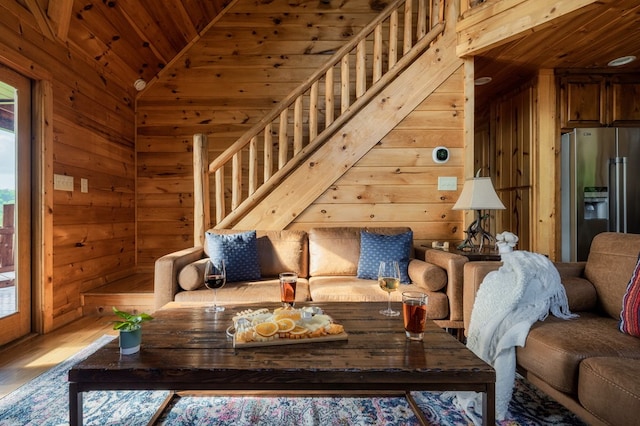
(432, 146), (449, 164)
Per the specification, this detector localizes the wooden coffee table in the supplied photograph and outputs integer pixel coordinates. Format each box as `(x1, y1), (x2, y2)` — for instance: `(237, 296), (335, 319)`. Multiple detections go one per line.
(69, 302), (495, 425)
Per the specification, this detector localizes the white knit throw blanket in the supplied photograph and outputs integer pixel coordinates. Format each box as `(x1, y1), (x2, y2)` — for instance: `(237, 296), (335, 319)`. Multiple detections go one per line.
(446, 250), (577, 424)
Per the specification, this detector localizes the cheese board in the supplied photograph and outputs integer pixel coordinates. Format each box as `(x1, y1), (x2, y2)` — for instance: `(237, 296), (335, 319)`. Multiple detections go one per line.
(229, 306), (348, 348)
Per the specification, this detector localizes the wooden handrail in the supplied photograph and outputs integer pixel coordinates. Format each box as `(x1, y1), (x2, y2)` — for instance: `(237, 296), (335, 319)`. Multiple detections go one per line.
(198, 0), (446, 231)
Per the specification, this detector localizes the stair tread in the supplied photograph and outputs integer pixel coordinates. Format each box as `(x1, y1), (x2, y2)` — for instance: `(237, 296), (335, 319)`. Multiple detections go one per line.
(84, 273), (153, 295)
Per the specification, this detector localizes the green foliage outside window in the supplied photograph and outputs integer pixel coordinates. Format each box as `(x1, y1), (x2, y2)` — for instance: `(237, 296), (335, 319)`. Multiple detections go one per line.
(0, 189), (15, 225)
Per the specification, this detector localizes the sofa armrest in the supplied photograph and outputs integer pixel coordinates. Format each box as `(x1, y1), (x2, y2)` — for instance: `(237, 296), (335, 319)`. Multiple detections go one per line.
(420, 249), (468, 323)
(553, 261), (587, 279)
(463, 261), (502, 336)
(154, 246), (205, 310)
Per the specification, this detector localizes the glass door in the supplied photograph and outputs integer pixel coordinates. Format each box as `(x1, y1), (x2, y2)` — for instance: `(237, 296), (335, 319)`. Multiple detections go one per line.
(0, 64), (31, 345)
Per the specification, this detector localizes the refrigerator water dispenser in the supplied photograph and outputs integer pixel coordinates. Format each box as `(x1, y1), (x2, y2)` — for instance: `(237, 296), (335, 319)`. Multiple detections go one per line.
(584, 187), (608, 220)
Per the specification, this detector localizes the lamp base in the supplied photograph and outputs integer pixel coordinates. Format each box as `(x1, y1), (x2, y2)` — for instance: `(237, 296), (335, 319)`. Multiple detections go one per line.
(457, 210), (496, 252)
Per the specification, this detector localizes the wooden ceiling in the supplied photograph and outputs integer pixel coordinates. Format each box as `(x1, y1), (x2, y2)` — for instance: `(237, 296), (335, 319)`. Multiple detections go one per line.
(14, 0), (229, 89)
(11, 0), (640, 104)
(471, 0), (640, 106)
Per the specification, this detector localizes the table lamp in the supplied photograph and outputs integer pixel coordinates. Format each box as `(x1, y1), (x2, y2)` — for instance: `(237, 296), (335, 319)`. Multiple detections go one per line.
(453, 171), (505, 251)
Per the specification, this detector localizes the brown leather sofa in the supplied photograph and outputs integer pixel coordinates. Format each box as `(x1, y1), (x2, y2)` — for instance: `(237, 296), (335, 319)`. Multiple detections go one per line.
(154, 227), (468, 330)
(463, 232), (640, 426)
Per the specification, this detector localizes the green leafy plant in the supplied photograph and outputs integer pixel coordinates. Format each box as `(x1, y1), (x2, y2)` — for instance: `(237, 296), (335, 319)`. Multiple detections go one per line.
(112, 307), (153, 332)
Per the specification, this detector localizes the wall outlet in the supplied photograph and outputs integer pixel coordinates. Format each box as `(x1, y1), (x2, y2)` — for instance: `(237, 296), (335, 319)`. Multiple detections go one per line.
(54, 174), (74, 191)
(437, 176), (457, 191)
(81, 178), (88, 193)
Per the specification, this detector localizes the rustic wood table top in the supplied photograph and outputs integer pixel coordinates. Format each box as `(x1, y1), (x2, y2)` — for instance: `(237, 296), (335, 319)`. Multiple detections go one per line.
(69, 302), (495, 426)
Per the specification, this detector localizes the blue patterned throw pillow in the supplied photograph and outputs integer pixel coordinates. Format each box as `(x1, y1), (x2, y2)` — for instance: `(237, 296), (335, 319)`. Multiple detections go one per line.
(205, 230), (261, 282)
(357, 230), (412, 284)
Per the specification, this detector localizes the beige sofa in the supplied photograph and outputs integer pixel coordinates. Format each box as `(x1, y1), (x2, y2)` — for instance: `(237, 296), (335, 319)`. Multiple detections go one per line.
(154, 227), (468, 330)
(463, 232), (640, 426)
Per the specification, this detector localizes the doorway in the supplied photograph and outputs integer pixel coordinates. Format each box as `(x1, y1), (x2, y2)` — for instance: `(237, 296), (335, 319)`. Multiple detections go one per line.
(0, 64), (32, 345)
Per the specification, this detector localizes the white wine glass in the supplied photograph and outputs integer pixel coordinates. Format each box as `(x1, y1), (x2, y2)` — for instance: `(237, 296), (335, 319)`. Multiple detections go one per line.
(204, 259), (226, 313)
(378, 260), (400, 316)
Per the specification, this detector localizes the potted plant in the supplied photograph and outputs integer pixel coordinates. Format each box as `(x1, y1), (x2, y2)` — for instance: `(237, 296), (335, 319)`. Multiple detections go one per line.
(112, 307), (154, 355)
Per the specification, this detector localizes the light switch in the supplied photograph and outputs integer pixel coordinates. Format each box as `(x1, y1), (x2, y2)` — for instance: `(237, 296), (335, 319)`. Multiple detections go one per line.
(54, 174), (74, 191)
(438, 176), (457, 191)
(81, 178), (88, 193)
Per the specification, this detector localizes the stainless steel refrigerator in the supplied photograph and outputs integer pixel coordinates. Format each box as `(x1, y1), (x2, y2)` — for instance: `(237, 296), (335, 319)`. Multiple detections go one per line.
(561, 128), (640, 262)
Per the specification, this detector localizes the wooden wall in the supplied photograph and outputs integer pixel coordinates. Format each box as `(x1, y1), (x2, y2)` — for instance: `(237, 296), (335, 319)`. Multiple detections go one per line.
(0, 3), (136, 330)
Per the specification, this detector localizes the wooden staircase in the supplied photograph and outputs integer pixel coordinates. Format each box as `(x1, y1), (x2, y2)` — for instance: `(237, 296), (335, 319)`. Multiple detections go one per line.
(192, 0), (463, 238)
(81, 273), (154, 316)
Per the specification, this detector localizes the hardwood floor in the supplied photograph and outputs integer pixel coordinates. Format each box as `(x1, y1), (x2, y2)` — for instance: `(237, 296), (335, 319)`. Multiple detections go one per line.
(0, 315), (117, 398)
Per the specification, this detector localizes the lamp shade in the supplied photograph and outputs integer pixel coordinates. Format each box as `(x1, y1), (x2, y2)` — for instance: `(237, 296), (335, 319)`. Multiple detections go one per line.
(452, 177), (506, 210)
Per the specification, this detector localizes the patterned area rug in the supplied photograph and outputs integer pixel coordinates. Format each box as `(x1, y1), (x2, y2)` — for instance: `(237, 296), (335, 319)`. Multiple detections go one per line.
(0, 336), (586, 425)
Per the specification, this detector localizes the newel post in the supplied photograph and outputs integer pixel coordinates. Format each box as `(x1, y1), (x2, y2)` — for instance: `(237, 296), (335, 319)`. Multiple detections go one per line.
(193, 133), (210, 247)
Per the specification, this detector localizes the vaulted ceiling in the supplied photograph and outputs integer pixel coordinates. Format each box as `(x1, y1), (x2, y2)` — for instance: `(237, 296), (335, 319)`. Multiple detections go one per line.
(13, 0), (229, 90)
(9, 0), (640, 105)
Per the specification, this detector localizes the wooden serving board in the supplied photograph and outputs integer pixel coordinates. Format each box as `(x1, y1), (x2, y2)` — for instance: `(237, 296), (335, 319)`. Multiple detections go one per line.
(233, 332), (348, 348)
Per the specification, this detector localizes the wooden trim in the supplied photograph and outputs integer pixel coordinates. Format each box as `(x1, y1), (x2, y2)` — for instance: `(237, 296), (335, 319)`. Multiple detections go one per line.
(33, 79), (54, 334)
(47, 0), (74, 41)
(456, 0), (605, 57)
(462, 58), (476, 229)
(23, 0), (55, 40)
(534, 69), (558, 259)
(193, 134), (209, 247)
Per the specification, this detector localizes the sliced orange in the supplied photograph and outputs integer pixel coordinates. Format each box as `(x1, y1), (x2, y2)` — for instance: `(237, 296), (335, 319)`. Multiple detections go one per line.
(276, 318), (296, 333)
(288, 325), (309, 335)
(254, 321), (279, 337)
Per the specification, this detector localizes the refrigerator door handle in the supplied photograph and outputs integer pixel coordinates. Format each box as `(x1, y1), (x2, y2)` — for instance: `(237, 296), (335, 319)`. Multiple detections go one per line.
(609, 157), (627, 233)
(621, 157), (627, 233)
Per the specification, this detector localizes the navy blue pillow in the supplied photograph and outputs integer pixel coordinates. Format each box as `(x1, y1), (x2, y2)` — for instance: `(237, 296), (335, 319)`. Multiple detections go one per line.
(357, 230), (412, 284)
(205, 231), (261, 282)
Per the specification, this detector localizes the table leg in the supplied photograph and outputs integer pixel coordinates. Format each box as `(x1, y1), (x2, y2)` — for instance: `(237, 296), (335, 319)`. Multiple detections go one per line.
(482, 382), (496, 426)
(69, 382), (83, 426)
(405, 392), (428, 426)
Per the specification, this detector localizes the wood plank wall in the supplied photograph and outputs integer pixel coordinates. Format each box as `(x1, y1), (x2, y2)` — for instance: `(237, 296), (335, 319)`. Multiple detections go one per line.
(0, 3), (136, 330)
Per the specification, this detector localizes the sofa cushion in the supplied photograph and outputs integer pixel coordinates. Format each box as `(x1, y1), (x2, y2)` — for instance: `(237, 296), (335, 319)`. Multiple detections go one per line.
(619, 253), (640, 336)
(308, 227), (413, 277)
(578, 357), (640, 426)
(408, 260), (447, 292)
(308, 227), (362, 276)
(308, 276), (449, 318)
(584, 232), (640, 319)
(178, 258), (209, 291)
(175, 278), (311, 305)
(516, 313), (640, 394)
(205, 230), (261, 282)
(562, 276), (597, 312)
(357, 230), (412, 284)
(256, 230), (308, 278)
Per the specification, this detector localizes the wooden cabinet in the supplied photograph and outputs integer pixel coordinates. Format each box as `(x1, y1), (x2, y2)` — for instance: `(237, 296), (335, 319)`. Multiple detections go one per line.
(610, 76), (640, 125)
(560, 74), (640, 128)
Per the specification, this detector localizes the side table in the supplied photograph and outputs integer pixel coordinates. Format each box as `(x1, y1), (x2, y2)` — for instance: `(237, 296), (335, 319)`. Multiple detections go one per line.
(418, 245), (502, 262)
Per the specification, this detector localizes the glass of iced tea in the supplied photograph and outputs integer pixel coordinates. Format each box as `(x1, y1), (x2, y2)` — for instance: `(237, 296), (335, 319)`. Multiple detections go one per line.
(279, 272), (297, 307)
(402, 292), (428, 340)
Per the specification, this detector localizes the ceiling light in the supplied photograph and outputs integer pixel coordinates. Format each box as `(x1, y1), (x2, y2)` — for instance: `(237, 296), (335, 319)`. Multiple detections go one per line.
(474, 76), (492, 86)
(607, 56), (636, 67)
(134, 79), (147, 91)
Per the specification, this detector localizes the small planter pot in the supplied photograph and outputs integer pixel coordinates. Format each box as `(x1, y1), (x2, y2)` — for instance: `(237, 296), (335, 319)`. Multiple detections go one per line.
(119, 328), (142, 355)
